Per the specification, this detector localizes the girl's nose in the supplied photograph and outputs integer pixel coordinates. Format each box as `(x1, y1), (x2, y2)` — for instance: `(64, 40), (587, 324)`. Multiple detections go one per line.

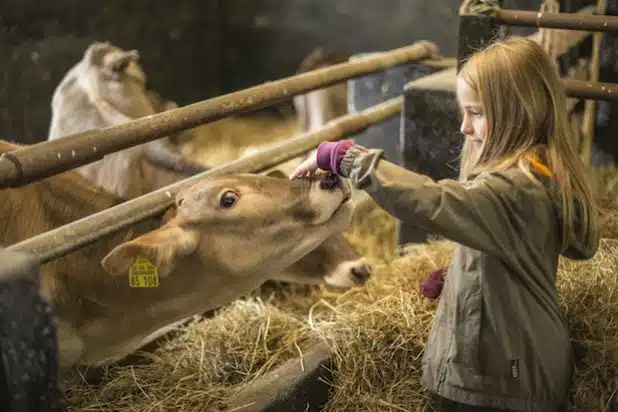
(460, 119), (473, 136)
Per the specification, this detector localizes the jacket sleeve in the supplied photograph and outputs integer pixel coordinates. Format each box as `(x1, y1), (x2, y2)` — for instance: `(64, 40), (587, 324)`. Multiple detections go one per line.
(339, 145), (531, 260)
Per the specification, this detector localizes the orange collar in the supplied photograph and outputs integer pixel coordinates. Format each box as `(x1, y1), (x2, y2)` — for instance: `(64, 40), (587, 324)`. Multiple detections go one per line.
(528, 153), (552, 178)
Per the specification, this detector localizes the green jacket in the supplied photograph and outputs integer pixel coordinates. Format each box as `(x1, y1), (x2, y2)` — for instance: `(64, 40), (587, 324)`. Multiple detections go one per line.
(339, 144), (599, 411)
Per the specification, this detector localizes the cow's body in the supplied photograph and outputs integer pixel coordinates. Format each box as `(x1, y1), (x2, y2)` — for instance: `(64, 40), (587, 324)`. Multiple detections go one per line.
(293, 48), (351, 134)
(0, 139), (368, 372)
(177, 109), (303, 176)
(47, 41), (209, 199)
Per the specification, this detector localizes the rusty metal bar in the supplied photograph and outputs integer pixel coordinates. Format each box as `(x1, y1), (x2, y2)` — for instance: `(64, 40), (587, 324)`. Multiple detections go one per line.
(491, 9), (618, 32)
(420, 57), (457, 69)
(0, 41), (437, 189)
(7, 96), (404, 264)
(562, 78), (618, 100)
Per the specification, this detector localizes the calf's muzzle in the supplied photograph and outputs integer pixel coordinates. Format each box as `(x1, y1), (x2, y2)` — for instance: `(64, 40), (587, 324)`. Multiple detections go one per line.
(351, 262), (372, 284)
(319, 173), (342, 191)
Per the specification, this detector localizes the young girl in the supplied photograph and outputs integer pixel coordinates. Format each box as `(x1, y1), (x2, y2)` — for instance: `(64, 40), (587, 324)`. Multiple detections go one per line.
(290, 37), (599, 412)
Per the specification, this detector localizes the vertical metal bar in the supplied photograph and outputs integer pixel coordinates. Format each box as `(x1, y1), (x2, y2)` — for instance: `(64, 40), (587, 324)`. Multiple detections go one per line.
(581, 0), (607, 163)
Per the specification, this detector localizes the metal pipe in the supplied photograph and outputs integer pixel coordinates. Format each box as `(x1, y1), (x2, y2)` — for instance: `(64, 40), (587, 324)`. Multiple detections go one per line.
(492, 9), (618, 32)
(563, 78), (618, 100)
(8, 97), (403, 264)
(420, 57), (457, 69)
(0, 41), (438, 189)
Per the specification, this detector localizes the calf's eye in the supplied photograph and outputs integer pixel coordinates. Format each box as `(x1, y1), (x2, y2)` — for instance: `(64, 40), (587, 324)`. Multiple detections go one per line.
(219, 191), (238, 209)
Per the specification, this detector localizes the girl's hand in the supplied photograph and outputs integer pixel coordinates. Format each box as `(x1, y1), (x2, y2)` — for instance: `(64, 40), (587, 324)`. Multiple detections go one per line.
(289, 151), (319, 179)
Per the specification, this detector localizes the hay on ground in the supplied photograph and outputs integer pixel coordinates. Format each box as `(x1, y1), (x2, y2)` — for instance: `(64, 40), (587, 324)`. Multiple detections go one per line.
(64, 300), (321, 411)
(591, 164), (618, 239)
(558, 240), (618, 411)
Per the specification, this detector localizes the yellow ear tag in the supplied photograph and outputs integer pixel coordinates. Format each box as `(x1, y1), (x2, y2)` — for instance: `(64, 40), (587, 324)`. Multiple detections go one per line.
(128, 256), (159, 288)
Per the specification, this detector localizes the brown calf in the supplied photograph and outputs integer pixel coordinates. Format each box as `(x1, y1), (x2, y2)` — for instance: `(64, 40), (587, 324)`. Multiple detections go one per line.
(293, 47), (351, 133)
(0, 139), (370, 373)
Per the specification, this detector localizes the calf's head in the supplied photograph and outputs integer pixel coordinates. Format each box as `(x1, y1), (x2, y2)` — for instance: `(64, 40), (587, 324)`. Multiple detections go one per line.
(263, 169), (372, 288)
(82, 41), (146, 85)
(78, 41), (155, 119)
(273, 234), (372, 289)
(101, 172), (355, 283)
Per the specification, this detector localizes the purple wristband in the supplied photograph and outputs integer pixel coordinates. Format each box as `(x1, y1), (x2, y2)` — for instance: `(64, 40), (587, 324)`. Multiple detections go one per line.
(316, 139), (355, 174)
(420, 268), (446, 300)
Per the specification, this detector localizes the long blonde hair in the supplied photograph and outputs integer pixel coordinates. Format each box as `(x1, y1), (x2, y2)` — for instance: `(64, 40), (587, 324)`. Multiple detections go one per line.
(458, 36), (598, 253)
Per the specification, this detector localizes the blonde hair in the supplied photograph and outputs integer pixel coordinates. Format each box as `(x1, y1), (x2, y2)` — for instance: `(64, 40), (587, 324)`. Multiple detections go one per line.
(457, 36), (598, 253)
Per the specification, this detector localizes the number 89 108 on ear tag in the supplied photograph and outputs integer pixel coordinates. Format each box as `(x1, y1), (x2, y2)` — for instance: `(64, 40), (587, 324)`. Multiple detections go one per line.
(129, 256), (159, 288)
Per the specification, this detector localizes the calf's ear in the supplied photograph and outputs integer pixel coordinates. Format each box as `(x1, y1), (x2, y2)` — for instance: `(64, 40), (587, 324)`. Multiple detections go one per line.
(101, 224), (198, 277)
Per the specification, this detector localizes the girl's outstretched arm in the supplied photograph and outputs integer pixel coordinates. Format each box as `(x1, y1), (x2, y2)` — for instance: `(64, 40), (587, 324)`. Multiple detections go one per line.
(315, 140), (573, 261)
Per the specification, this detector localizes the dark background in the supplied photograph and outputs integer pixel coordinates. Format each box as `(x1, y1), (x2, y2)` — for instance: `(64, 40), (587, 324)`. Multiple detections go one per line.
(0, 0), (613, 155)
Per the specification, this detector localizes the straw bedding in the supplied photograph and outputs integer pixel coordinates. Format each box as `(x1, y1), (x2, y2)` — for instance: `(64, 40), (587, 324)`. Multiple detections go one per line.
(65, 167), (618, 412)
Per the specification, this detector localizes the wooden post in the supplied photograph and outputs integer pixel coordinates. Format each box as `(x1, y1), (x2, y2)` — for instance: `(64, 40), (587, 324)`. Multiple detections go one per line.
(457, 0), (506, 70)
(398, 68), (460, 245)
(581, 0), (607, 164)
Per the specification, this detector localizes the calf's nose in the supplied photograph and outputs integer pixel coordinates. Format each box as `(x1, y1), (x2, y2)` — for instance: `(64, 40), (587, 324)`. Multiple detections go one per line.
(319, 173), (341, 191)
(351, 262), (372, 284)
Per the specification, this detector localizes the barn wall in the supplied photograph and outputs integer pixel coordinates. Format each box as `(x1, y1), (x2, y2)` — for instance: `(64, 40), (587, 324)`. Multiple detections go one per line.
(218, 0), (540, 93)
(0, 0), (221, 145)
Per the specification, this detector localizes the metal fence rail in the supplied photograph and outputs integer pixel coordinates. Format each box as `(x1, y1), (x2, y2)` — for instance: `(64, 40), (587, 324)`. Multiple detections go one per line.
(7, 96), (403, 263)
(491, 8), (618, 32)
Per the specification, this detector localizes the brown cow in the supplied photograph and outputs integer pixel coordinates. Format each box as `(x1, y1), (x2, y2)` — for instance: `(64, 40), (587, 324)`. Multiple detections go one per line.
(173, 115), (374, 288)
(293, 47), (351, 134)
(0, 139), (369, 373)
(47, 41), (209, 199)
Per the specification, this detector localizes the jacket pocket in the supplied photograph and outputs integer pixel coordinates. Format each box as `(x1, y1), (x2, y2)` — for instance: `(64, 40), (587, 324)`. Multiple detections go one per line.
(450, 252), (483, 375)
(452, 292), (482, 372)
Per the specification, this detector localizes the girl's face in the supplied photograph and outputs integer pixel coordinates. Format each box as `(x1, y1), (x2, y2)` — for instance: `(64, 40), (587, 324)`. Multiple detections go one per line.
(456, 76), (487, 150)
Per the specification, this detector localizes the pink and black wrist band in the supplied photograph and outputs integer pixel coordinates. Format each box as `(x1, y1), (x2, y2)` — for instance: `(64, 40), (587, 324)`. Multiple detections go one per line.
(316, 139), (356, 175)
